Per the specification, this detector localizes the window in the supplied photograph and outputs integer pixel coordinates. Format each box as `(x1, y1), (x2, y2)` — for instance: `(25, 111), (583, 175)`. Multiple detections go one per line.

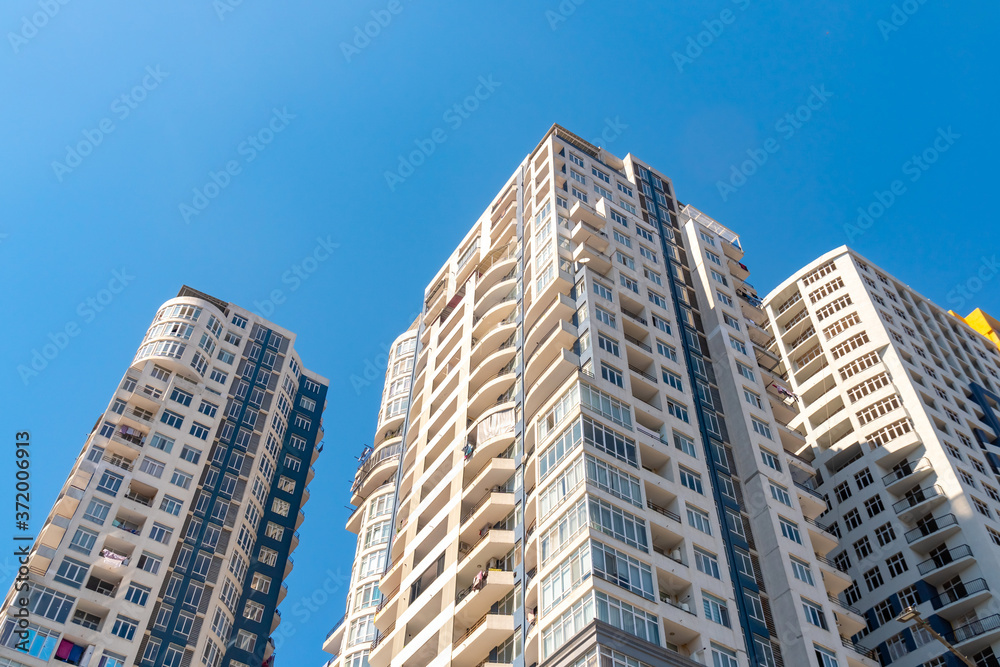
(864, 566), (884, 591)
(864, 495), (885, 517)
(97, 470), (124, 496)
(854, 536), (872, 559)
(160, 495), (183, 515)
(814, 645), (840, 667)
(801, 598), (827, 629)
(83, 497), (111, 525)
(662, 368), (683, 391)
(729, 337), (747, 354)
(687, 506), (712, 534)
(209, 368), (228, 383)
(679, 467), (703, 494)
(886, 552), (908, 577)
(760, 448), (781, 472)
(834, 481), (852, 503)
(160, 410), (184, 428)
(616, 251), (634, 270)
(791, 557), (815, 585)
(875, 522), (896, 546)
(844, 509), (862, 531)
(751, 417), (772, 439)
(780, 517), (802, 544)
(593, 281), (613, 301)
(710, 269), (728, 286)
(149, 433), (174, 452)
(653, 344), (679, 369)
(703, 593), (730, 626)
(695, 548), (721, 579)
(139, 456), (165, 478)
(26, 585), (75, 623)
(639, 245), (657, 263)
(674, 432), (696, 457)
(601, 363), (624, 388)
(855, 468), (874, 489)
(199, 400), (218, 418)
(111, 614), (139, 640)
(770, 482), (792, 506)
(711, 645), (739, 667)
(620, 274), (639, 293)
(149, 522), (173, 544)
(595, 306), (616, 328)
(171, 469), (193, 489)
(648, 290), (667, 309)
(69, 526), (98, 554)
(54, 557), (88, 588)
(598, 334), (620, 357)
(180, 445), (201, 464)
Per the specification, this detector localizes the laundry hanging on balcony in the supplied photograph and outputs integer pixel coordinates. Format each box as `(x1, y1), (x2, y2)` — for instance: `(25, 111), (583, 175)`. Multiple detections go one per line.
(770, 383), (798, 401)
(476, 408), (515, 443)
(100, 549), (130, 568)
(472, 569), (488, 591)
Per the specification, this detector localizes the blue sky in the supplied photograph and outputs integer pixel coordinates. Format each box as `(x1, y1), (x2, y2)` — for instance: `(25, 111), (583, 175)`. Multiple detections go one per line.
(1, 0), (997, 663)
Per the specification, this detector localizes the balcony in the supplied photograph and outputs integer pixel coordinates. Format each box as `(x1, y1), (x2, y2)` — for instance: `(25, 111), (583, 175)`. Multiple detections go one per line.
(452, 612), (515, 667)
(457, 530), (515, 580)
(571, 219), (610, 253)
(455, 570), (515, 623)
(351, 442), (402, 501)
(892, 484), (946, 523)
(804, 517), (838, 554)
(929, 578), (991, 620)
(828, 595), (866, 632)
(904, 513), (960, 552)
(917, 545), (975, 585)
(459, 492), (516, 544)
(881, 457), (933, 495)
(841, 638), (878, 663)
(573, 242), (612, 274)
(945, 614), (1000, 652)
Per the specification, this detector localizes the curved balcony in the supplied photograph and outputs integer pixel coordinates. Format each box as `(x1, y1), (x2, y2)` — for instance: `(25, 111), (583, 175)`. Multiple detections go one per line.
(917, 545), (975, 585)
(882, 457), (933, 495)
(465, 403), (515, 481)
(467, 371), (517, 424)
(475, 273), (518, 321)
(351, 442), (402, 503)
(469, 338), (519, 391)
(904, 513), (960, 552)
(892, 484), (946, 523)
(471, 320), (518, 365)
(472, 291), (519, 339)
(476, 249), (518, 297)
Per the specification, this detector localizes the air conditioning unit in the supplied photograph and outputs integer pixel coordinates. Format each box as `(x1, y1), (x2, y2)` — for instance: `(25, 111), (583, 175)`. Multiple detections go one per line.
(456, 588), (470, 601)
(458, 542), (471, 554)
(681, 602), (690, 612)
(487, 558), (500, 570)
(670, 548), (682, 561)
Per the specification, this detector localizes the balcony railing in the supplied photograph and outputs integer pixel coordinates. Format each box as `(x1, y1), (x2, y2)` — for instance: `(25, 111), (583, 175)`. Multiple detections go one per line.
(905, 513), (957, 544)
(646, 500), (680, 523)
(804, 516), (837, 536)
(123, 489), (153, 507)
(370, 623), (394, 651)
(624, 334), (652, 353)
(352, 443), (403, 493)
(793, 481), (824, 500)
(103, 455), (133, 472)
(892, 485), (944, 514)
(828, 594), (861, 615)
(881, 458), (931, 486)
(629, 365), (657, 383)
(945, 613), (1000, 644)
(621, 309), (647, 326)
(929, 578), (989, 609)
(814, 553), (849, 574)
(917, 545), (973, 575)
(841, 638), (877, 661)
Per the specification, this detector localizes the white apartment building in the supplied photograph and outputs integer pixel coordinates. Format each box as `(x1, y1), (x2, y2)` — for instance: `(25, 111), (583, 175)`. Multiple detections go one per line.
(763, 248), (1000, 667)
(321, 125), (874, 667)
(0, 286), (328, 667)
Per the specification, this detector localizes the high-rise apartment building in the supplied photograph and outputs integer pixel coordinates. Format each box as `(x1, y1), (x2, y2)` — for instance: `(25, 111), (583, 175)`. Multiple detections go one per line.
(321, 125), (876, 667)
(0, 286), (327, 667)
(762, 249), (1000, 667)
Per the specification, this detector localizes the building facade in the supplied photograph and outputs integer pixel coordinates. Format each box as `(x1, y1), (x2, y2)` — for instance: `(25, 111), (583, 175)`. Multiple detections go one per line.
(0, 286), (327, 667)
(322, 125), (874, 667)
(762, 249), (1000, 667)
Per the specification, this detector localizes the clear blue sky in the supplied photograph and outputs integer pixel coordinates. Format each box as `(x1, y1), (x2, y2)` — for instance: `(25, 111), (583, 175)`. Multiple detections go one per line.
(2, 1), (997, 664)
